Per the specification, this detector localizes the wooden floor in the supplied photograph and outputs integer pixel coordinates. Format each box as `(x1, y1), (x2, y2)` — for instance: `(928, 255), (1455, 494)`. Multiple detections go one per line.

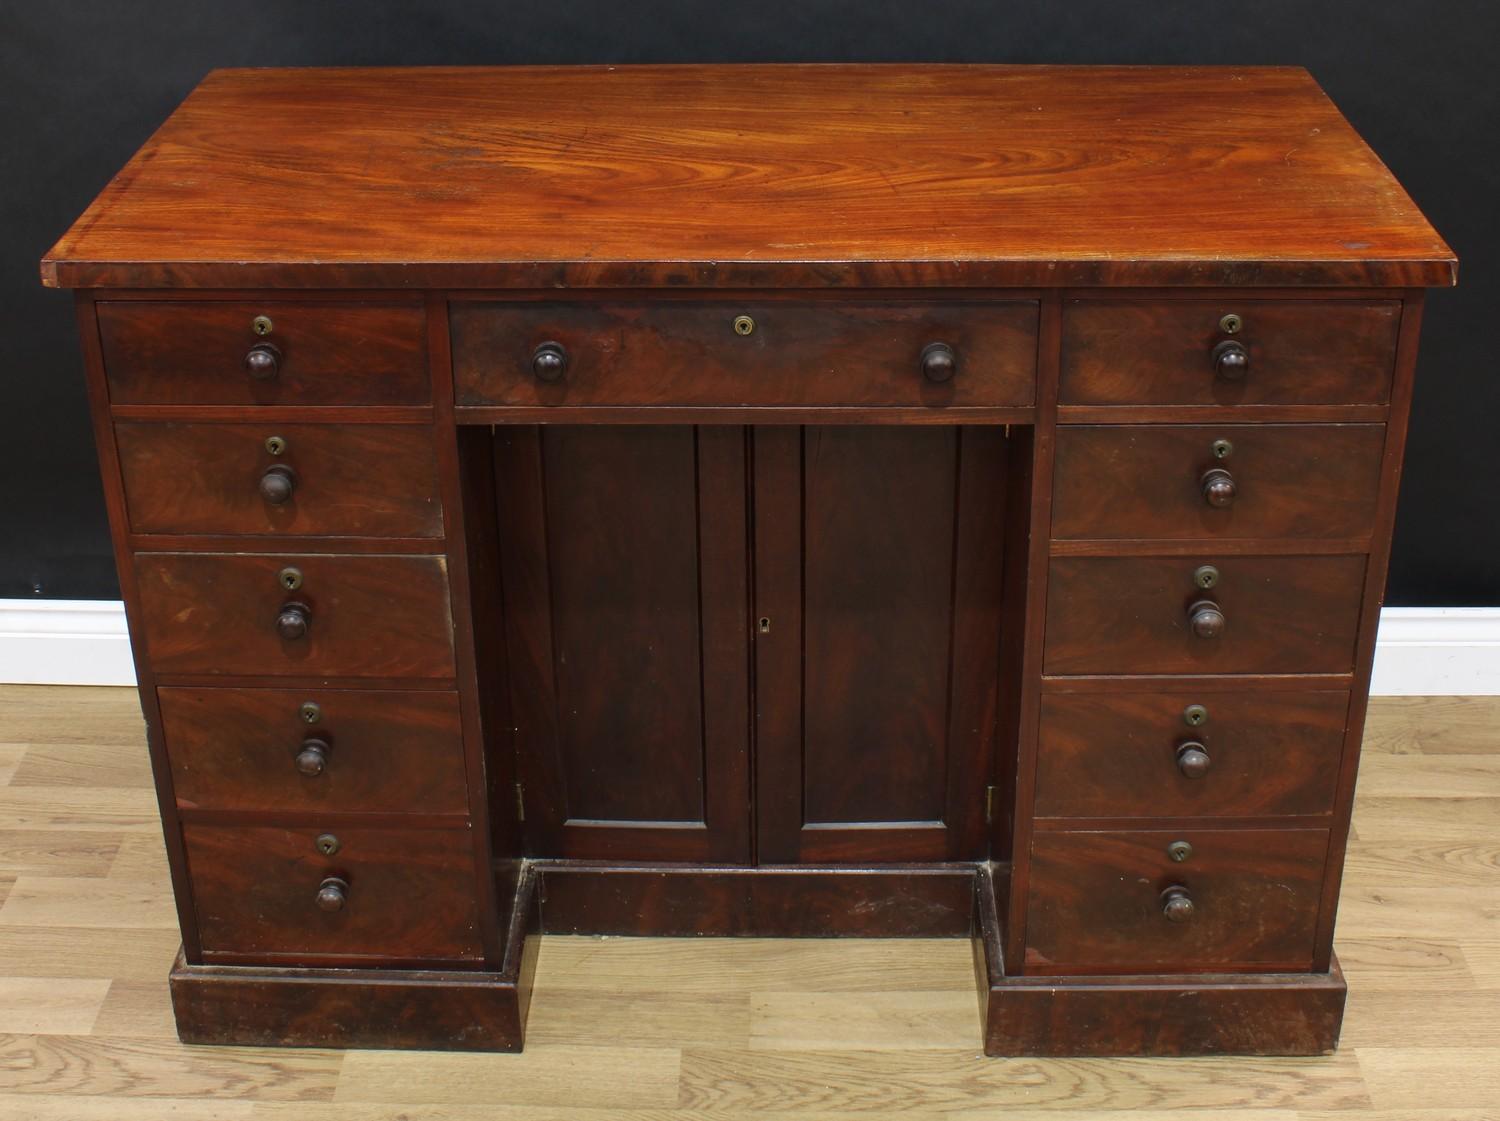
(1, 687), (1497, 1117)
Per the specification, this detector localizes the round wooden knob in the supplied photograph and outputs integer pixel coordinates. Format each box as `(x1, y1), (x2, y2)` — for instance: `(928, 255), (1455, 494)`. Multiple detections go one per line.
(920, 341), (956, 383)
(276, 602), (311, 641)
(531, 342), (568, 382)
(244, 342), (282, 380)
(1200, 467), (1236, 508)
(1162, 885), (1195, 923)
(259, 464), (296, 505)
(295, 738), (329, 777)
(1211, 339), (1249, 380)
(1188, 599), (1225, 640)
(1176, 741), (1211, 778)
(315, 876), (348, 912)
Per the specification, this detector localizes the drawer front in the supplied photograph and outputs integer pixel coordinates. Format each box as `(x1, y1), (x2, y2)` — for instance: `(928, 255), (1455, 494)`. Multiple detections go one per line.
(117, 422), (443, 538)
(1035, 690), (1348, 819)
(1052, 424), (1385, 541)
(183, 824), (482, 961)
(160, 687), (467, 814)
(1025, 827), (1328, 971)
(451, 300), (1038, 408)
(98, 301), (429, 406)
(1059, 299), (1401, 406)
(134, 553), (455, 678)
(1044, 555), (1366, 675)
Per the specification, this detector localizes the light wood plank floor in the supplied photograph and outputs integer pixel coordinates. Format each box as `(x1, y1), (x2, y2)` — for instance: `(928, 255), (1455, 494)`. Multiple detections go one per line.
(1, 686), (1497, 1118)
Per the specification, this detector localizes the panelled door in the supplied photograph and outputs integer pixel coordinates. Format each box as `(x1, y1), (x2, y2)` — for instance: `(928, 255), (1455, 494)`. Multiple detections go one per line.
(752, 426), (1008, 862)
(493, 424), (1007, 864)
(493, 425), (752, 862)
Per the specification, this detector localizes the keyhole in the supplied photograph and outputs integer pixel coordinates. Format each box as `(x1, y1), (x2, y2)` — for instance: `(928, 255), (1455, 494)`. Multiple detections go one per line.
(315, 832), (341, 856)
(300, 701), (322, 725)
(758, 617), (771, 634)
(1183, 704), (1208, 727)
(278, 566), (303, 591)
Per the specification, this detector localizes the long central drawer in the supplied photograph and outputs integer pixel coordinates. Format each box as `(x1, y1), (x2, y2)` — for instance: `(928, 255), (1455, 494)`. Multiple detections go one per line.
(451, 300), (1038, 408)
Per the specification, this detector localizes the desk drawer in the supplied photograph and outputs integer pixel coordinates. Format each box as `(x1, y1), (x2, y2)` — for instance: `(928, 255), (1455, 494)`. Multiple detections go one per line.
(1044, 555), (1366, 675)
(134, 552), (455, 679)
(1051, 424), (1385, 541)
(1060, 299), (1401, 406)
(117, 422), (443, 538)
(160, 687), (467, 814)
(1025, 827), (1328, 971)
(1035, 689), (1348, 819)
(451, 300), (1038, 408)
(98, 301), (429, 406)
(184, 824), (482, 963)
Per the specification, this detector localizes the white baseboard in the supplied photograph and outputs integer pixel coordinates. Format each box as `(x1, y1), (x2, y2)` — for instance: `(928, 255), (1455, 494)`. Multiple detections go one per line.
(0, 599), (136, 686)
(1368, 607), (1500, 696)
(0, 599), (1496, 695)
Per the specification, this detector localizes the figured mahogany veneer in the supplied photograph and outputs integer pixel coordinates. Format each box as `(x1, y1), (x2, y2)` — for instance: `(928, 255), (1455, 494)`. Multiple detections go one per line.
(1035, 689), (1348, 819)
(160, 687), (467, 815)
(117, 422), (444, 537)
(133, 552), (456, 678)
(40, 67), (1454, 290)
(1060, 300), (1403, 406)
(43, 64), (1455, 1057)
(97, 301), (430, 406)
(1051, 424), (1385, 541)
(1044, 554), (1368, 675)
(183, 823), (483, 964)
(452, 300), (1038, 409)
(1025, 827), (1328, 972)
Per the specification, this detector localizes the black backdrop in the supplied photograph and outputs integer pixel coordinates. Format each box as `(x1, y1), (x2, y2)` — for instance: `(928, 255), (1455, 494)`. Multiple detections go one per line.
(4, 1), (1493, 603)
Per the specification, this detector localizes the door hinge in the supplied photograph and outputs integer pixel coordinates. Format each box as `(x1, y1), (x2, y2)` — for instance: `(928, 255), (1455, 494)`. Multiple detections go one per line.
(985, 784), (996, 825)
(514, 783), (526, 822)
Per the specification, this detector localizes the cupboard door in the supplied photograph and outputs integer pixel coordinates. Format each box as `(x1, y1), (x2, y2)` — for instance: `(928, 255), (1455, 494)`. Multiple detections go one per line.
(493, 426), (751, 861)
(753, 426), (1008, 862)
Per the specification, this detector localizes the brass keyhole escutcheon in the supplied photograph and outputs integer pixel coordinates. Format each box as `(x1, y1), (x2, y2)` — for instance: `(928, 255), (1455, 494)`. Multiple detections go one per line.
(733, 315), (756, 336)
(1211, 438), (1233, 460)
(758, 617), (771, 634)
(1219, 312), (1242, 334)
(1183, 703), (1209, 727)
(1193, 564), (1220, 590)
(278, 566), (303, 592)
(299, 701), (323, 725)
(265, 435), (287, 456)
(1168, 840), (1194, 862)
(252, 315), (275, 336)
(315, 832), (341, 856)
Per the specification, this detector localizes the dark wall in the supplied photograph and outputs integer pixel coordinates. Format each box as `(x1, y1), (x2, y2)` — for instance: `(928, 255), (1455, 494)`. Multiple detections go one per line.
(4, 1), (1492, 603)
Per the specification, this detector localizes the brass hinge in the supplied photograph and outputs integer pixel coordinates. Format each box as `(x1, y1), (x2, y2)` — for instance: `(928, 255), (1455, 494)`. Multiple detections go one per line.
(985, 785), (996, 825)
(514, 783), (526, 822)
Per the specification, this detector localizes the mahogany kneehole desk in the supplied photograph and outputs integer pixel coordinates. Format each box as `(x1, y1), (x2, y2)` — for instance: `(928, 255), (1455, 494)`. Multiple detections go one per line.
(43, 64), (1456, 1056)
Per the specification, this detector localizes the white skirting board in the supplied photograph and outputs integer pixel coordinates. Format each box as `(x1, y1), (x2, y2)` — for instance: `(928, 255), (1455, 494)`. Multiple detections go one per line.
(0, 599), (1496, 695)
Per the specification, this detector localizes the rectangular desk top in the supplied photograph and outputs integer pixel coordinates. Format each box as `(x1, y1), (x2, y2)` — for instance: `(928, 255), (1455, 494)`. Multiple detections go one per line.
(41, 64), (1454, 291)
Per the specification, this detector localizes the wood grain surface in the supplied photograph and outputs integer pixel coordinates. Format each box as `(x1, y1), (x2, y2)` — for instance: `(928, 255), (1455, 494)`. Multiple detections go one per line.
(1050, 424), (1386, 541)
(0, 684), (1498, 1114)
(1059, 299), (1403, 406)
(97, 300), (429, 406)
(133, 552), (455, 679)
(182, 822), (483, 964)
(451, 299), (1038, 408)
(158, 686), (467, 815)
(1034, 688), (1349, 819)
(41, 66), (1454, 290)
(1023, 826), (1328, 971)
(115, 421), (444, 538)
(1043, 554), (1368, 675)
